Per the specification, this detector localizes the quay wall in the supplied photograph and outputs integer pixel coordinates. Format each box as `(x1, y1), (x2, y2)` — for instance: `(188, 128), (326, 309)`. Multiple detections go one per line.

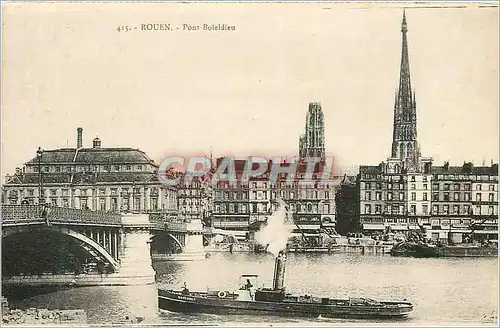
(2, 272), (155, 287)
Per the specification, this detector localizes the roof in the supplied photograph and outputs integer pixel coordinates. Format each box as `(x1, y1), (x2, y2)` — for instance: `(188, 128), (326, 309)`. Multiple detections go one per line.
(26, 148), (156, 166)
(5, 171), (162, 185)
(359, 165), (383, 174)
(431, 165), (498, 176)
(214, 157), (330, 176)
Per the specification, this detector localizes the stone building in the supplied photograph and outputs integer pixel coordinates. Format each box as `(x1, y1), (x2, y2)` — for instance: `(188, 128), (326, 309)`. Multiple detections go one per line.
(177, 174), (214, 225)
(299, 102), (325, 159)
(3, 128), (177, 214)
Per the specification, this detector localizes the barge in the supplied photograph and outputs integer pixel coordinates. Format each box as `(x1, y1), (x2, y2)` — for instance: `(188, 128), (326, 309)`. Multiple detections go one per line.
(158, 251), (413, 319)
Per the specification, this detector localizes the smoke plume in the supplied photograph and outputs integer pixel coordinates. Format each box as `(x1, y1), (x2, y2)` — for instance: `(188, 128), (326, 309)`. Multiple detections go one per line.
(254, 199), (294, 256)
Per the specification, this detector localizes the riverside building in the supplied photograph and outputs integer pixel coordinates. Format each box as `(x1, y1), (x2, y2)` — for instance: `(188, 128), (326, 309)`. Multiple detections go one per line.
(3, 128), (178, 214)
(358, 12), (498, 244)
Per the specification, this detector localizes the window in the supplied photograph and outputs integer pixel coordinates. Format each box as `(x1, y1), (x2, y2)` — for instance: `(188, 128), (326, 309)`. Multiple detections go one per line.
(488, 206), (494, 215)
(399, 205), (404, 214)
(365, 191), (371, 201)
(376, 192), (382, 200)
(432, 205), (438, 214)
(444, 205), (449, 215)
(476, 205), (481, 215)
(411, 192), (416, 201)
(51, 189), (57, 196)
(99, 198), (106, 211)
(423, 184), (428, 190)
(386, 205), (392, 213)
(489, 193), (494, 202)
(55, 166), (61, 173)
(364, 204), (371, 214)
(423, 193), (428, 201)
(387, 193), (393, 200)
(464, 205), (470, 214)
(476, 194), (482, 202)
(411, 176), (416, 182)
(444, 184), (450, 191)
(422, 204), (428, 215)
(444, 193), (449, 201)
(115, 165), (120, 171)
(465, 193), (471, 201)
(433, 183), (439, 190)
(423, 176), (428, 182)
(375, 205), (382, 214)
(137, 165), (143, 171)
(28, 189), (34, 196)
(464, 184), (470, 191)
(489, 184), (495, 191)
(388, 184), (393, 190)
(399, 192), (404, 201)
(376, 183), (381, 189)
(454, 193), (459, 201)
(476, 185), (482, 191)
(411, 184), (416, 190)
(81, 198), (88, 209)
(453, 205), (459, 215)
(410, 205), (416, 214)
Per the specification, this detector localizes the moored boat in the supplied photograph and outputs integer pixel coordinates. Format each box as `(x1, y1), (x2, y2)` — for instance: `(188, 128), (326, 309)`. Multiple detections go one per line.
(158, 251), (413, 319)
(390, 241), (498, 258)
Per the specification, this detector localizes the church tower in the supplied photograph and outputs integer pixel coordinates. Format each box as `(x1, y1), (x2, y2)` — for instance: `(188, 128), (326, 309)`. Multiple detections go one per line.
(391, 11), (421, 172)
(299, 102), (325, 159)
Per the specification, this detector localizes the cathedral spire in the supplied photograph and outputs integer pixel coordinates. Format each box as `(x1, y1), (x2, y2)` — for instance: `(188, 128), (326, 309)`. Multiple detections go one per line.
(391, 10), (420, 171)
(398, 9), (412, 109)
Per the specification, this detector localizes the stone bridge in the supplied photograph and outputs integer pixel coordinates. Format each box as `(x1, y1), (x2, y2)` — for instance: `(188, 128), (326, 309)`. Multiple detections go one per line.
(1, 205), (205, 286)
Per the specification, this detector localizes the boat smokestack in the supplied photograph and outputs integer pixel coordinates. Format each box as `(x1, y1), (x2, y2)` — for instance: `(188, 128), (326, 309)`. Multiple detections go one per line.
(272, 250), (286, 291)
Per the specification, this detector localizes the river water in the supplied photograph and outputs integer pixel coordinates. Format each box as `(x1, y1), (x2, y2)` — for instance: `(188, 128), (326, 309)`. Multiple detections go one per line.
(7, 253), (499, 326)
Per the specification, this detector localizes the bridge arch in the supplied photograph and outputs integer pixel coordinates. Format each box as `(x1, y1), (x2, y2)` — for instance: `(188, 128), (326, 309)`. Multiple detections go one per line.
(3, 226), (119, 273)
(166, 233), (184, 250)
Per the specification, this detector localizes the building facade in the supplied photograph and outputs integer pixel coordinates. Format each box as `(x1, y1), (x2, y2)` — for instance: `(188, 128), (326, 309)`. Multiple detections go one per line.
(212, 101), (337, 243)
(3, 128), (178, 214)
(358, 13), (498, 243)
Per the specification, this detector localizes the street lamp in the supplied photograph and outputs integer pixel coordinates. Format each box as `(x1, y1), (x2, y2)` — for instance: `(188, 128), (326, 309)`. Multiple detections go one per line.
(36, 147), (44, 205)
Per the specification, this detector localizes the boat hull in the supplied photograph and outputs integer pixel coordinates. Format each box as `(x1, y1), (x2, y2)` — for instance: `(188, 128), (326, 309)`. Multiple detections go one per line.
(158, 290), (413, 319)
(390, 243), (498, 258)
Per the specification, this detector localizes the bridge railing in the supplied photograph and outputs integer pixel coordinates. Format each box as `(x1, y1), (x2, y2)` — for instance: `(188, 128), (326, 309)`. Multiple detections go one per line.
(1, 205), (122, 226)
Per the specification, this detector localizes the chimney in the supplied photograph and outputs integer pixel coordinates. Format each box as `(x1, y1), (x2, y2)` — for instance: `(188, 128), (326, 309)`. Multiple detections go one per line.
(93, 137), (101, 149)
(272, 250), (287, 291)
(77, 127), (83, 148)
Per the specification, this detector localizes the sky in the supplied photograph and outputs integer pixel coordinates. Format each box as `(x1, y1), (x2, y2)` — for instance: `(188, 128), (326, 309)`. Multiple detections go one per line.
(1, 2), (498, 179)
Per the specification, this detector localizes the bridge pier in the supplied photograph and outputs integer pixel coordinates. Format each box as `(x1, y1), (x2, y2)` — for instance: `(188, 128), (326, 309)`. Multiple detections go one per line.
(151, 219), (206, 261)
(100, 214), (156, 285)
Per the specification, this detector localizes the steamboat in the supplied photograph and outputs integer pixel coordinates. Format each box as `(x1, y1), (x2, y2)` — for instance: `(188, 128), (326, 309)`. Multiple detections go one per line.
(158, 251), (414, 319)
